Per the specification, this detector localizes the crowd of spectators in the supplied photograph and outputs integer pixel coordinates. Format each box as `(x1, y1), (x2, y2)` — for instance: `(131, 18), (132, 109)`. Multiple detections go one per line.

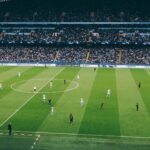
(0, 47), (150, 65)
(0, 47), (55, 63)
(0, 10), (150, 22)
(1, 28), (150, 45)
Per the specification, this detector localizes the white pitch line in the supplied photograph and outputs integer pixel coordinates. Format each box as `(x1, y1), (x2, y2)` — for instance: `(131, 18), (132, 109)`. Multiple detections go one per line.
(37, 135), (40, 138)
(31, 134), (41, 150)
(1, 130), (150, 145)
(11, 79), (79, 94)
(28, 134), (33, 136)
(1, 130), (150, 140)
(0, 68), (64, 128)
(34, 131), (150, 139)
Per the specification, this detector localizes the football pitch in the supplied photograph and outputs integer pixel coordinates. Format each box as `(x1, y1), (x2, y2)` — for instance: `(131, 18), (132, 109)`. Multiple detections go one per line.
(0, 66), (150, 150)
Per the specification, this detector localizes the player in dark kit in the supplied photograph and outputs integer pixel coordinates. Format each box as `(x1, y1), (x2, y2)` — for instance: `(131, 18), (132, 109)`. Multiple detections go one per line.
(94, 68), (96, 72)
(138, 82), (141, 88)
(64, 79), (66, 85)
(100, 102), (104, 110)
(8, 123), (12, 136)
(69, 113), (74, 124)
(48, 98), (52, 106)
(136, 103), (139, 111)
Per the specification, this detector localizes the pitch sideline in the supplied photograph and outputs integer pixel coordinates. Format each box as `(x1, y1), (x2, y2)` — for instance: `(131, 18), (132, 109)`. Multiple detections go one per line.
(1, 130), (150, 140)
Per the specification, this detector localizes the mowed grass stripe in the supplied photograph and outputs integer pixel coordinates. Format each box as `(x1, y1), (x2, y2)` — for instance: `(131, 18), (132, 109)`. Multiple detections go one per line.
(0, 67), (44, 125)
(0, 66), (33, 98)
(116, 69), (150, 137)
(0, 66), (30, 81)
(0, 67), (49, 125)
(39, 68), (96, 133)
(0, 66), (16, 74)
(0, 67), (46, 100)
(1, 133), (150, 150)
(145, 69), (150, 76)
(4, 67), (79, 131)
(35, 134), (150, 150)
(79, 69), (120, 135)
(131, 69), (150, 115)
(0, 135), (36, 150)
(0, 67), (63, 129)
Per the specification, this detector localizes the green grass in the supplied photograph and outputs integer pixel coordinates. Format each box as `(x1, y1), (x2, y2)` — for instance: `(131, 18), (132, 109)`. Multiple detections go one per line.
(0, 66), (150, 150)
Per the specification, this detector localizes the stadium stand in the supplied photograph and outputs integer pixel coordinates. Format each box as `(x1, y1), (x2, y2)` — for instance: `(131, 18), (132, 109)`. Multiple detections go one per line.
(1, 28), (150, 45)
(0, 0), (150, 66)
(0, 47), (149, 65)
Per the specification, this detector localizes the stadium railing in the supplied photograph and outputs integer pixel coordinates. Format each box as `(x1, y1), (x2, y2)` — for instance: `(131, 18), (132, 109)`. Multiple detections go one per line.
(1, 22), (150, 28)
(0, 62), (150, 69)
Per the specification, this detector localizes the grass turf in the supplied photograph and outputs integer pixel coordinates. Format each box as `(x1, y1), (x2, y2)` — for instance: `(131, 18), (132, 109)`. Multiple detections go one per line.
(0, 66), (150, 150)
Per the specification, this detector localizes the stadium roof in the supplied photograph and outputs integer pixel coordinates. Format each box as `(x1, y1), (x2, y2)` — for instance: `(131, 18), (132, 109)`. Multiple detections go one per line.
(0, 0), (150, 11)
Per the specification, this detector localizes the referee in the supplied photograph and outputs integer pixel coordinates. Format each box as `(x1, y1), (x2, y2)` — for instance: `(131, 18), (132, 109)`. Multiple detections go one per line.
(69, 113), (74, 124)
(8, 123), (12, 136)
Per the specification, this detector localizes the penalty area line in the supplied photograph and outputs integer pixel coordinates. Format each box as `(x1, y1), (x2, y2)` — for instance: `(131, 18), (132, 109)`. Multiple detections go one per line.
(0, 68), (64, 128)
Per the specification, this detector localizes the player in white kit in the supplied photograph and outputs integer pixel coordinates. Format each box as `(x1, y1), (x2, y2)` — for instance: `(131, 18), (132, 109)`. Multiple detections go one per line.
(50, 81), (53, 88)
(51, 106), (54, 114)
(77, 75), (80, 80)
(106, 89), (111, 98)
(80, 97), (84, 107)
(42, 94), (46, 103)
(18, 72), (21, 77)
(33, 86), (37, 92)
(0, 83), (3, 90)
